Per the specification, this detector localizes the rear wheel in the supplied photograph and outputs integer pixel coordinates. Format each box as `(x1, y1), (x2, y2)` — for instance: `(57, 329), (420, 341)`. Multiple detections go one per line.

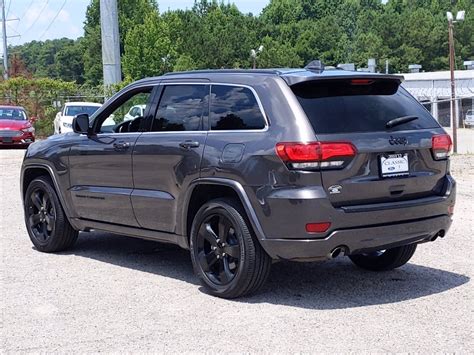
(24, 176), (78, 252)
(349, 244), (417, 271)
(190, 198), (271, 299)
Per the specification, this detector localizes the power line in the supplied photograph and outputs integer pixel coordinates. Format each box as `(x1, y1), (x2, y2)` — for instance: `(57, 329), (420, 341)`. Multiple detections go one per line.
(2, 0), (8, 79)
(21, 0), (49, 37)
(39, 0), (67, 40)
(19, 0), (35, 20)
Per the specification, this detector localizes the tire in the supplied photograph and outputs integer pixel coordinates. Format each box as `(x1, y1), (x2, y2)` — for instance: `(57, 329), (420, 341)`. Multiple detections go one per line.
(24, 175), (78, 252)
(190, 198), (272, 299)
(349, 244), (417, 271)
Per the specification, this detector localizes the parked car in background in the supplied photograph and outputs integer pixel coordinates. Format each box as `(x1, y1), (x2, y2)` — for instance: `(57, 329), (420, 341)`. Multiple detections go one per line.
(0, 105), (35, 147)
(124, 104), (146, 121)
(464, 110), (474, 128)
(54, 102), (102, 134)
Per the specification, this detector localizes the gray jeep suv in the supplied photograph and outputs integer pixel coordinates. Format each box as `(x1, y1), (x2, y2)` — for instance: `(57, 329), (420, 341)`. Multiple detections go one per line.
(21, 64), (456, 298)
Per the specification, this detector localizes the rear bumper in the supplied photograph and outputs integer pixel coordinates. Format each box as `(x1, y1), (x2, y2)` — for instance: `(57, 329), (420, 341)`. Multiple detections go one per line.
(260, 215), (452, 261)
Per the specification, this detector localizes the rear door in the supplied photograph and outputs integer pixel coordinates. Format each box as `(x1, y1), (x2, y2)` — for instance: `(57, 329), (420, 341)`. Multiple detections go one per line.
(291, 78), (450, 207)
(132, 83), (210, 232)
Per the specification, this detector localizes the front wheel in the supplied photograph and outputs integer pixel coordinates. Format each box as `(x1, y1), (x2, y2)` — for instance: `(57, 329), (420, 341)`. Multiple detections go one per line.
(190, 198), (271, 299)
(349, 244), (417, 271)
(24, 176), (78, 252)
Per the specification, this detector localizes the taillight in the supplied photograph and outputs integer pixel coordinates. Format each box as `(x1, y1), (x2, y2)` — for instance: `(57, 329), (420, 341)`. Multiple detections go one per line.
(431, 134), (452, 160)
(275, 142), (357, 170)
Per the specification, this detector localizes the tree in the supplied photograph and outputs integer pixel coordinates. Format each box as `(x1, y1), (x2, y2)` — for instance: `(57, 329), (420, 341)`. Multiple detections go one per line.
(258, 36), (302, 68)
(6, 0), (474, 81)
(174, 55), (197, 72)
(9, 38), (84, 80)
(122, 11), (177, 79)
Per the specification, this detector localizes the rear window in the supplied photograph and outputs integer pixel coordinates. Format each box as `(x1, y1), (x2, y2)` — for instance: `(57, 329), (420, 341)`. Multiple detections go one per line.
(65, 105), (100, 117)
(292, 79), (439, 134)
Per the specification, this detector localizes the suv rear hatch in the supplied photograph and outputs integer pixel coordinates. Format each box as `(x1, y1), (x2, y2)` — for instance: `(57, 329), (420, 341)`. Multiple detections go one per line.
(289, 77), (451, 207)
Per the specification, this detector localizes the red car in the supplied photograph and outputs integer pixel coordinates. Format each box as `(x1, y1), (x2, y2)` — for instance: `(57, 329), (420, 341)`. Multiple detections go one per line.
(0, 105), (35, 147)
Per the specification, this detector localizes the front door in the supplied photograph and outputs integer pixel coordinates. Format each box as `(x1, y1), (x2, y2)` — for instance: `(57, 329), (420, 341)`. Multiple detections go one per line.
(132, 83), (210, 232)
(68, 86), (155, 226)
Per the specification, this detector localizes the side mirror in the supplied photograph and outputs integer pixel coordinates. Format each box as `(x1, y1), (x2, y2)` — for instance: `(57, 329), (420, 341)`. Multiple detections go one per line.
(72, 114), (90, 134)
(29, 116), (37, 123)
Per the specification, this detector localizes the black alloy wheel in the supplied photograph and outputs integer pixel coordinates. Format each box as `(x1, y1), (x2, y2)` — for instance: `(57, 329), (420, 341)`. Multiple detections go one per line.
(196, 213), (241, 285)
(26, 187), (56, 245)
(24, 176), (78, 252)
(190, 198), (272, 299)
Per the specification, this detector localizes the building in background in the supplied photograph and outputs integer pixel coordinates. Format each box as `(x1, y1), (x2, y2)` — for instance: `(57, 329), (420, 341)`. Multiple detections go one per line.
(401, 69), (474, 127)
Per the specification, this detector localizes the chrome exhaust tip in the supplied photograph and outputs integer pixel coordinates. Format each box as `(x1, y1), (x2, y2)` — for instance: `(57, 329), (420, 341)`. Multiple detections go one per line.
(330, 246), (346, 259)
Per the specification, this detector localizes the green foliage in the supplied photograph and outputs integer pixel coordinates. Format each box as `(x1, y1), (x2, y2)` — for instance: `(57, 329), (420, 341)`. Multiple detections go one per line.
(6, 0), (474, 84)
(122, 11), (177, 78)
(34, 106), (58, 137)
(0, 77), (98, 137)
(258, 36), (302, 68)
(174, 54), (198, 72)
(9, 38), (85, 83)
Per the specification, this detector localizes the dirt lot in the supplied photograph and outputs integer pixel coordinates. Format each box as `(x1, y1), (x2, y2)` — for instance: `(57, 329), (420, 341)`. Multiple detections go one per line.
(1, 148), (473, 352)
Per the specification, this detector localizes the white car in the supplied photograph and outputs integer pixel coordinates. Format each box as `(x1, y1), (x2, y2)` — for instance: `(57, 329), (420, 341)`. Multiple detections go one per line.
(54, 102), (102, 134)
(124, 104), (146, 121)
(465, 110), (474, 128)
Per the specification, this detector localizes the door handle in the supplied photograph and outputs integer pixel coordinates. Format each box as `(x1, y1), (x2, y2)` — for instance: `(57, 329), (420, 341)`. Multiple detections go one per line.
(179, 140), (200, 149)
(113, 142), (130, 151)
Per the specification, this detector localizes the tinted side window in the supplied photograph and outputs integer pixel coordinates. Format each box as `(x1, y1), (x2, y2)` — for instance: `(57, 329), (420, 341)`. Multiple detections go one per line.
(151, 85), (209, 132)
(99, 89), (151, 133)
(210, 85), (266, 130)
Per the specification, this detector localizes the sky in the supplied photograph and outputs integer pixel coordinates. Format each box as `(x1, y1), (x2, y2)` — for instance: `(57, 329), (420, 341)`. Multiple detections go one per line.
(4, 0), (270, 47)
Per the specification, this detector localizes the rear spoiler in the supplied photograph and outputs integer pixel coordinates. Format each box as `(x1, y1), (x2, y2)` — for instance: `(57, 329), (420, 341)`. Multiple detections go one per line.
(281, 72), (405, 86)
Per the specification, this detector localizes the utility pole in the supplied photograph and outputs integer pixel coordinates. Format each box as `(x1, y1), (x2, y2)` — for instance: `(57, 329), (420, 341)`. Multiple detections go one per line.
(448, 18), (457, 153)
(100, 0), (121, 91)
(446, 10), (465, 154)
(1, 0), (8, 80)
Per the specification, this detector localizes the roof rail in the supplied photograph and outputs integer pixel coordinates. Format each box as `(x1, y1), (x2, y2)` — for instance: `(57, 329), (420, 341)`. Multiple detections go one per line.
(163, 69), (282, 76)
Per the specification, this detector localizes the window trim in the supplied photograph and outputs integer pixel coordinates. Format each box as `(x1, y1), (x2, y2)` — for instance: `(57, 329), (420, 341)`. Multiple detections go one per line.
(141, 82), (269, 135)
(208, 83), (269, 133)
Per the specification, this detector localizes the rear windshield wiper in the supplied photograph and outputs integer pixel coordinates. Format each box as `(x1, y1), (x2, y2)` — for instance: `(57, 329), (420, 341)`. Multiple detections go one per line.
(385, 115), (418, 129)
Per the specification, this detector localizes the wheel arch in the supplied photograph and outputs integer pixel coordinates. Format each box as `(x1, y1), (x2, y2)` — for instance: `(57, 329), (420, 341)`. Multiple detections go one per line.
(21, 164), (77, 229)
(181, 178), (266, 245)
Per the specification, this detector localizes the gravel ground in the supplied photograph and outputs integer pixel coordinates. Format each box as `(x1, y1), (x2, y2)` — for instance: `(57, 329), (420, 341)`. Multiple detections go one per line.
(1, 148), (473, 353)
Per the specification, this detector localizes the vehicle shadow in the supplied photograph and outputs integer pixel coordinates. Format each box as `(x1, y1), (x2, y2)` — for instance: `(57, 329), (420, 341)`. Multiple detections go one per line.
(62, 231), (469, 310)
